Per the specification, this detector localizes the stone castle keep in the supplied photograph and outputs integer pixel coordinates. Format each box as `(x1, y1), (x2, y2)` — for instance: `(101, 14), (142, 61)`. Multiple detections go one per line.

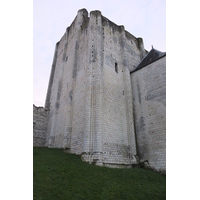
(33, 9), (166, 172)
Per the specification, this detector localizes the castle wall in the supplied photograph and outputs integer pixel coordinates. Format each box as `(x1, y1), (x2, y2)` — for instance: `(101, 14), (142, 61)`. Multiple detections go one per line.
(33, 105), (48, 147)
(131, 56), (166, 172)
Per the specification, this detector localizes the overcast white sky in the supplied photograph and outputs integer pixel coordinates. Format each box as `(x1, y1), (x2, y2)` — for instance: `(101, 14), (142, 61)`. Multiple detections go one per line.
(33, 0), (166, 106)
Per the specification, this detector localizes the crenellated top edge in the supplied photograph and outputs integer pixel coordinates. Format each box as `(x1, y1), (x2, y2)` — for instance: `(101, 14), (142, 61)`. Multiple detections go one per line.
(78, 8), (89, 17)
(62, 9), (144, 46)
(90, 10), (102, 16)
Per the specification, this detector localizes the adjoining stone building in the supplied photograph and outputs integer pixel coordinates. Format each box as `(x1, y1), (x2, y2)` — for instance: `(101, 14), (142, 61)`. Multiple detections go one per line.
(33, 9), (166, 172)
(131, 48), (166, 171)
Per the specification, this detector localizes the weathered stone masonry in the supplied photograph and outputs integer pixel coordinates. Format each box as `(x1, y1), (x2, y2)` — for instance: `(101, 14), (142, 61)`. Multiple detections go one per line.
(33, 9), (166, 172)
(131, 49), (166, 172)
(33, 105), (48, 147)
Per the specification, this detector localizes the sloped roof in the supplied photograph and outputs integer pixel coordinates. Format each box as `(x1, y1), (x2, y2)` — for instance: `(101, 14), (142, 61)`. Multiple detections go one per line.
(130, 48), (166, 74)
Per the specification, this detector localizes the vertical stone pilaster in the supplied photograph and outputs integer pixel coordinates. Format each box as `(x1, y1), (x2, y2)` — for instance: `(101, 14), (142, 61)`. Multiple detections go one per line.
(82, 10), (103, 164)
(137, 38), (146, 60)
(120, 30), (137, 164)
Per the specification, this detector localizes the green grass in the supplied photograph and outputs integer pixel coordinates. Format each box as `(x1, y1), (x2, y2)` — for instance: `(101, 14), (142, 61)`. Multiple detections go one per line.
(33, 147), (166, 200)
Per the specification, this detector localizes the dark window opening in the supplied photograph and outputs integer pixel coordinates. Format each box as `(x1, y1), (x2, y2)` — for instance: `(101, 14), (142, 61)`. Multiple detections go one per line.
(115, 62), (118, 73)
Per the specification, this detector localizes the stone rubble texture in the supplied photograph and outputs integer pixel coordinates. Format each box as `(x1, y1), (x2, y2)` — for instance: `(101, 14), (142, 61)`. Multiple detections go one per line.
(33, 9), (166, 172)
(33, 105), (48, 147)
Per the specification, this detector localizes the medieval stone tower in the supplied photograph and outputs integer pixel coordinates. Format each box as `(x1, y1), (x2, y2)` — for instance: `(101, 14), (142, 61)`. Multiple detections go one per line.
(34, 8), (166, 172)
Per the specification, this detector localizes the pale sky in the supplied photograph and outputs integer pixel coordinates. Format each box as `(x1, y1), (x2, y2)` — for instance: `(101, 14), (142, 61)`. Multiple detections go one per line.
(33, 0), (166, 106)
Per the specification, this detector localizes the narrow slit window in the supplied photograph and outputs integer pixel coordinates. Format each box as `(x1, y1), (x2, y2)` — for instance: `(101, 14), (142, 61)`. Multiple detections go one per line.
(115, 62), (118, 73)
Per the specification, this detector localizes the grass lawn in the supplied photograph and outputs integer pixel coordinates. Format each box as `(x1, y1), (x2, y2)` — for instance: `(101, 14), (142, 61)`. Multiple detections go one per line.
(33, 147), (166, 200)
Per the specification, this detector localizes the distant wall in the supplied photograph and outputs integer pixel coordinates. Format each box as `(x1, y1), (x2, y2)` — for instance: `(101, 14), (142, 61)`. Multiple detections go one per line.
(33, 105), (48, 147)
(131, 56), (166, 172)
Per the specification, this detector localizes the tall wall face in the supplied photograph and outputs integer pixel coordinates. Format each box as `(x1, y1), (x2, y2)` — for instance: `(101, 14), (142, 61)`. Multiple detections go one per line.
(100, 15), (145, 166)
(45, 9), (90, 152)
(33, 105), (48, 147)
(45, 9), (146, 166)
(131, 56), (166, 172)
